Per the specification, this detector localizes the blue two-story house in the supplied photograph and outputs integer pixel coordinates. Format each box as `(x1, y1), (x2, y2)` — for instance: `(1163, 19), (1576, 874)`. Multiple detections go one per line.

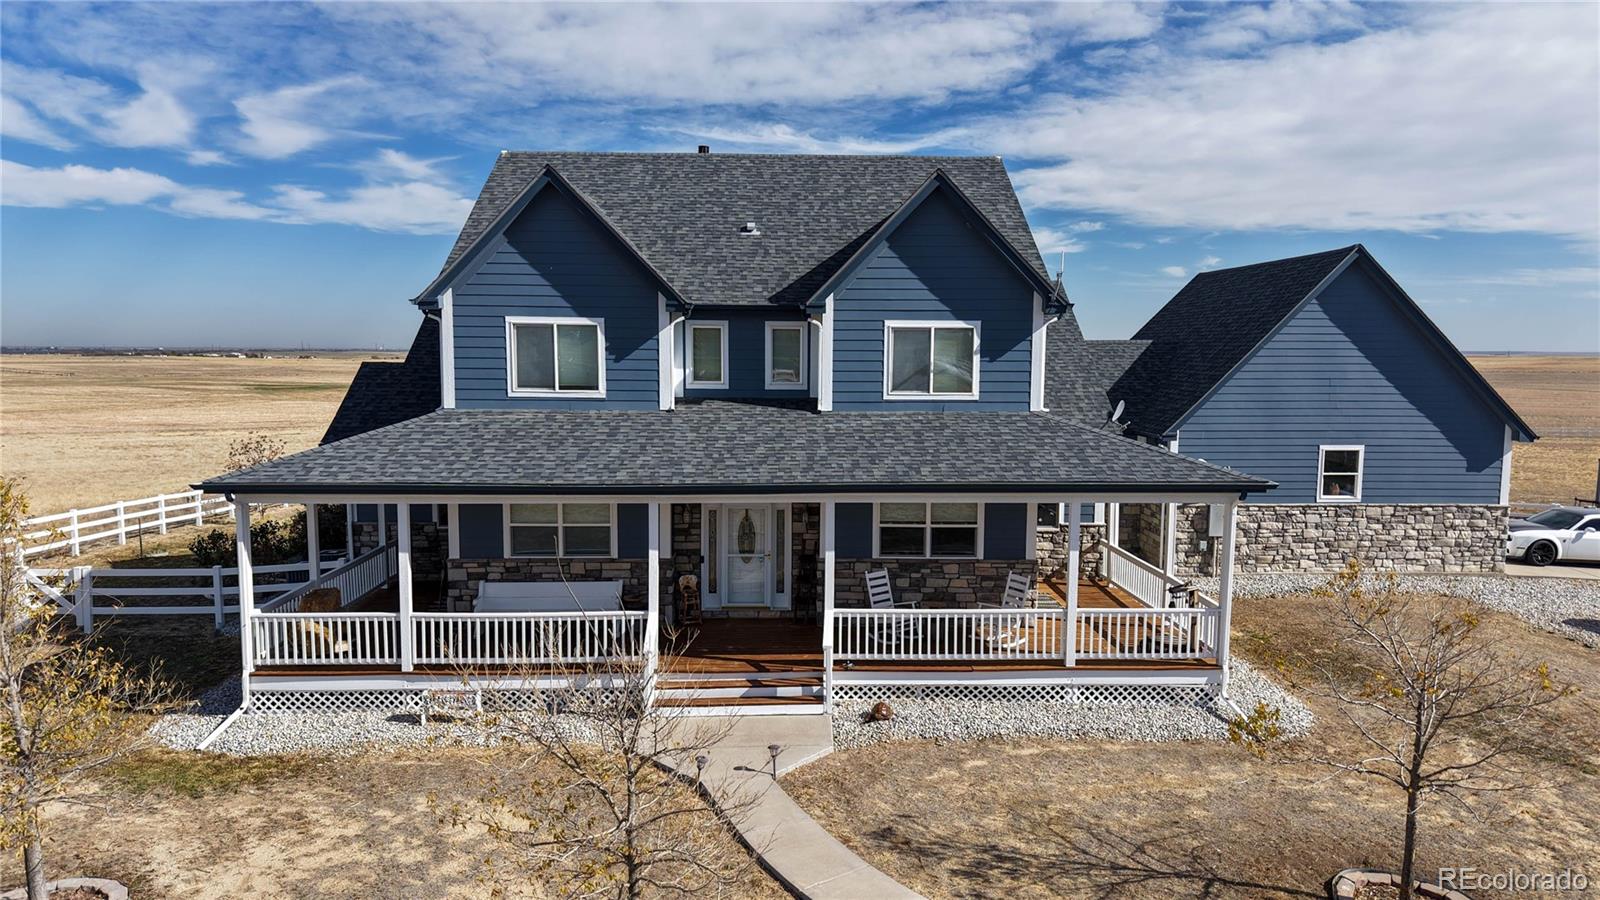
(199, 150), (1524, 718)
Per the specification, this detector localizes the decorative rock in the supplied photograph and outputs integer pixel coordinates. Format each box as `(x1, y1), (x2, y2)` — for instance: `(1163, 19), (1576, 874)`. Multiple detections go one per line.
(868, 701), (894, 722)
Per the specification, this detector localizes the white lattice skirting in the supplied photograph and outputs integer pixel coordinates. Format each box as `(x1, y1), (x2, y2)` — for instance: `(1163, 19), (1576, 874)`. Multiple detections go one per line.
(247, 687), (632, 715)
(828, 682), (1218, 707)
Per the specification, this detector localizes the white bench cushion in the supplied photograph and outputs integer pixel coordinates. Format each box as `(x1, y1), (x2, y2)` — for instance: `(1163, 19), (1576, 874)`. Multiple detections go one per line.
(473, 580), (624, 613)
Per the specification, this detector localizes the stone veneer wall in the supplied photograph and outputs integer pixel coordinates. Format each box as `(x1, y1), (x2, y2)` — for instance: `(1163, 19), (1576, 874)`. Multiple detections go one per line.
(447, 558), (651, 609)
(834, 559), (1035, 609)
(352, 520), (447, 579)
(1171, 503), (1508, 576)
(1035, 523), (1106, 581)
(1116, 504), (1165, 567)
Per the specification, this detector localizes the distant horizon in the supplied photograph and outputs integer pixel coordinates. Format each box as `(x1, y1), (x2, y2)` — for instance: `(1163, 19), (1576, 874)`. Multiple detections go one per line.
(2, 344), (1596, 358)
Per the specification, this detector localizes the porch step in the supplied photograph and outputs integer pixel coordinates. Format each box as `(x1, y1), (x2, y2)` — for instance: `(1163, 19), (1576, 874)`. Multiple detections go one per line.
(656, 671), (823, 701)
(656, 694), (825, 710)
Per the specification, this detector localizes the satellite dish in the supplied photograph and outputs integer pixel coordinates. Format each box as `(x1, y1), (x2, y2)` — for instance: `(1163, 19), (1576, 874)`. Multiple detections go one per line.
(1109, 400), (1126, 423)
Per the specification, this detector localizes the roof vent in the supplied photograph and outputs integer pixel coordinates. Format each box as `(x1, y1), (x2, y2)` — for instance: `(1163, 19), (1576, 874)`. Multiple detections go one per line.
(739, 221), (761, 236)
(697, 144), (710, 154)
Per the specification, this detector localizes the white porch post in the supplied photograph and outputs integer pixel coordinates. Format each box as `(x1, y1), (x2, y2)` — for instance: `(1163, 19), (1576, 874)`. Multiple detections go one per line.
(821, 500), (836, 703)
(305, 502), (321, 587)
(1103, 502), (1121, 577)
(1064, 502), (1081, 668)
(645, 501), (662, 702)
(234, 499), (255, 708)
(377, 502), (388, 550)
(397, 502), (414, 672)
(1162, 502), (1178, 578)
(1216, 498), (1239, 694)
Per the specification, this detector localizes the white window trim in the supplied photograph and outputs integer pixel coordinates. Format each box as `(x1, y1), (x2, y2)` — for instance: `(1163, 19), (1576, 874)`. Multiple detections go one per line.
(686, 320), (729, 389)
(1037, 502), (1104, 531)
(1317, 444), (1365, 503)
(503, 501), (618, 558)
(881, 320), (981, 400)
(504, 316), (607, 399)
(764, 321), (809, 390)
(872, 501), (984, 559)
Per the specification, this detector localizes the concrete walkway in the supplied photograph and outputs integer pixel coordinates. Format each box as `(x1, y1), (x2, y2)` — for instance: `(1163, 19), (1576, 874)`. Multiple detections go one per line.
(675, 715), (925, 900)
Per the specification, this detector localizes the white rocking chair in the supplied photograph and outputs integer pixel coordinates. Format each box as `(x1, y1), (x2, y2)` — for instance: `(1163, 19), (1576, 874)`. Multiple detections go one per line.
(976, 571), (1032, 651)
(865, 568), (921, 646)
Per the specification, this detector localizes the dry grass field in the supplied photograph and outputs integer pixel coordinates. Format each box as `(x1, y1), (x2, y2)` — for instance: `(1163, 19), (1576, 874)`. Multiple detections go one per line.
(786, 592), (1600, 899)
(0, 352), (1592, 519)
(1468, 354), (1600, 505)
(0, 353), (392, 513)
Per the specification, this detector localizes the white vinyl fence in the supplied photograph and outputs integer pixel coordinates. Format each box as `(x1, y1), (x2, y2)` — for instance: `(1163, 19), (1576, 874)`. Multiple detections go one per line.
(15, 490), (234, 558)
(24, 557), (347, 631)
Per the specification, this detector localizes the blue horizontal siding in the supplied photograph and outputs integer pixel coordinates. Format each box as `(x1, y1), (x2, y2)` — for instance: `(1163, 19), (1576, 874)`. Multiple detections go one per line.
(452, 185), (659, 409)
(1180, 262), (1505, 504)
(832, 189), (1034, 411)
(682, 308), (810, 399)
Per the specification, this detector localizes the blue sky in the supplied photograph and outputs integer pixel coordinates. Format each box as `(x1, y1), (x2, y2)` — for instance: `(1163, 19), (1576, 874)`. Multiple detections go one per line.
(2, 1), (1596, 352)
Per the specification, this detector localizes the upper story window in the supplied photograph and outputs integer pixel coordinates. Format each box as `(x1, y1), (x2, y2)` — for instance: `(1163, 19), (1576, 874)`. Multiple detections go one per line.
(877, 501), (979, 558)
(1318, 445), (1364, 502)
(507, 502), (614, 557)
(765, 321), (807, 390)
(507, 317), (605, 397)
(884, 321), (978, 399)
(688, 321), (728, 388)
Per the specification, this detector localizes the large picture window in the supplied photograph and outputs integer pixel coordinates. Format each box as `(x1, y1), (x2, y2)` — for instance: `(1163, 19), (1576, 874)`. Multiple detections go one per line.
(687, 321), (728, 388)
(507, 503), (614, 557)
(765, 321), (807, 389)
(1317, 445), (1364, 502)
(877, 502), (979, 558)
(884, 322), (978, 398)
(507, 317), (604, 396)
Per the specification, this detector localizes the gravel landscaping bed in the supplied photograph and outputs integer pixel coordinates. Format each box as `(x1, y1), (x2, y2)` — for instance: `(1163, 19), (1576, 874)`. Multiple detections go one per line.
(1194, 572), (1600, 649)
(150, 678), (604, 756)
(831, 658), (1311, 750)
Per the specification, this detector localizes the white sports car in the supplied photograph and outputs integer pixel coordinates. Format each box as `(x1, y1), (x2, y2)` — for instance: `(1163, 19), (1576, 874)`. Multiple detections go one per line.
(1506, 507), (1600, 566)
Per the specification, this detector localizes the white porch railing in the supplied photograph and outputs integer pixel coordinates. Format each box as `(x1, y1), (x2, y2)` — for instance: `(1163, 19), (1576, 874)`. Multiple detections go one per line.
(412, 611), (647, 666)
(833, 608), (1066, 661)
(1101, 541), (1185, 609)
(1074, 607), (1219, 661)
(251, 613), (400, 666)
(259, 542), (395, 613)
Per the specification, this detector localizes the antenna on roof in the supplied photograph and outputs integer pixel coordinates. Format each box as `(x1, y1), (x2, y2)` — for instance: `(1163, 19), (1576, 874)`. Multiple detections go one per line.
(1058, 250), (1065, 279)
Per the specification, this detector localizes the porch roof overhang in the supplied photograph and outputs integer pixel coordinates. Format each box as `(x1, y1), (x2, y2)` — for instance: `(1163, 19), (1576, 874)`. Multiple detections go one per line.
(195, 401), (1274, 499)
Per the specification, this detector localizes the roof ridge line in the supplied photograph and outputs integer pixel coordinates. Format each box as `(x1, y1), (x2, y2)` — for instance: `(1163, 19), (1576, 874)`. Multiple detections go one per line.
(1190, 244), (1360, 278)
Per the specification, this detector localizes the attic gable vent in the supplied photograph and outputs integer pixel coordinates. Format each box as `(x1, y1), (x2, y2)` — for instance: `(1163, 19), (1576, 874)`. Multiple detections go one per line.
(739, 221), (761, 236)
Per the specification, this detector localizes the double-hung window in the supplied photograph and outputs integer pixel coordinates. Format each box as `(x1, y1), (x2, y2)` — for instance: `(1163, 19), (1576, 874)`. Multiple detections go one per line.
(884, 322), (978, 398)
(507, 317), (604, 396)
(687, 321), (728, 388)
(1317, 446), (1364, 502)
(765, 321), (807, 389)
(507, 503), (614, 557)
(878, 502), (980, 558)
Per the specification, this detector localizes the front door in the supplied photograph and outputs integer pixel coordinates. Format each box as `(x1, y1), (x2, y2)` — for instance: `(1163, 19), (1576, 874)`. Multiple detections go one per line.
(723, 505), (771, 605)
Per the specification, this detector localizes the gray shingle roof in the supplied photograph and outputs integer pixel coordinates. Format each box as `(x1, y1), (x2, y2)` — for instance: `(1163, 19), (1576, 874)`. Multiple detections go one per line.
(439, 152), (1050, 307)
(200, 401), (1271, 496)
(1043, 308), (1152, 427)
(320, 316), (441, 444)
(1111, 246), (1357, 438)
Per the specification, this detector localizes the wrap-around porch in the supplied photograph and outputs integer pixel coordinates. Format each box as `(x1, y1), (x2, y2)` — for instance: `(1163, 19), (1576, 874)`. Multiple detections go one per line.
(231, 493), (1244, 713)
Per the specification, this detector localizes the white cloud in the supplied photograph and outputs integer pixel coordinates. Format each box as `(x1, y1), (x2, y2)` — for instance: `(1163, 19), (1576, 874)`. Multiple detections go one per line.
(234, 76), (369, 158)
(1467, 267), (1600, 289)
(0, 159), (269, 220)
(0, 94), (73, 150)
(185, 149), (230, 166)
(96, 69), (198, 148)
(1, 159), (471, 234)
(1188, 0), (1365, 53)
(363, 148), (452, 182)
(1198, 255), (1223, 269)
(1, 62), (199, 150)
(1032, 226), (1090, 257)
(651, 123), (965, 156)
(268, 181), (473, 234)
(998, 4), (1599, 239)
(1161, 265), (1187, 277)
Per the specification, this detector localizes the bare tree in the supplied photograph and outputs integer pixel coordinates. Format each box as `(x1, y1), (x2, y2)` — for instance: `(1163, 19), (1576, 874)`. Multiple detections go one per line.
(1309, 562), (1572, 899)
(224, 431), (287, 472)
(0, 478), (173, 900)
(434, 629), (766, 899)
